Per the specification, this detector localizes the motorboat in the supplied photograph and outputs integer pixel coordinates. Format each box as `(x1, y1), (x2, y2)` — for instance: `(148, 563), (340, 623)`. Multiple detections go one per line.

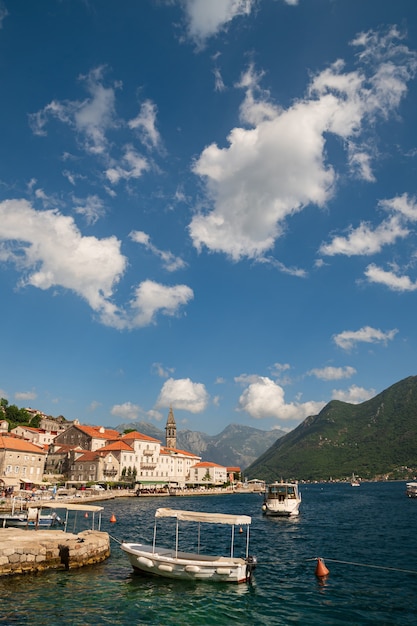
(406, 482), (417, 498)
(121, 507), (257, 583)
(262, 481), (301, 517)
(0, 498), (63, 528)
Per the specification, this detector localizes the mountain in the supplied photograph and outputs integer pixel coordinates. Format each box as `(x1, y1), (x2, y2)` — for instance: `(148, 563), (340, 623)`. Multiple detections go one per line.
(115, 421), (283, 470)
(245, 375), (417, 482)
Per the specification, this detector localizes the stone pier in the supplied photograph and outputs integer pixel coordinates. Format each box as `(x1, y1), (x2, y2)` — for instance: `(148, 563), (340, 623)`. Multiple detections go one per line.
(0, 528), (110, 576)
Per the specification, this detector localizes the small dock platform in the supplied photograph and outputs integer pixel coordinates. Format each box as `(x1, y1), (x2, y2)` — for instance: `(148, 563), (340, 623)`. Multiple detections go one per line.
(0, 528), (110, 577)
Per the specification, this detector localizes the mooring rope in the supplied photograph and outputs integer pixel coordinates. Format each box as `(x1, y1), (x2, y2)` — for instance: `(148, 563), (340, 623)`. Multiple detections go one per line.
(309, 557), (417, 576)
(108, 533), (123, 545)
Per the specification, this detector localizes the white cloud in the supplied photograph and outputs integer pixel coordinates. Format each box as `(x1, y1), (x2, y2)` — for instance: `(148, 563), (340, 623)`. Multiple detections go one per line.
(73, 194), (106, 225)
(183, 0), (255, 46)
(156, 377), (209, 413)
(213, 67), (226, 92)
(111, 402), (141, 421)
(0, 199), (193, 330)
(319, 216), (409, 257)
(74, 67), (118, 155)
(364, 264), (417, 292)
(332, 385), (376, 403)
(105, 145), (149, 185)
(189, 28), (417, 261)
(151, 362), (175, 378)
(29, 66), (118, 156)
(88, 401), (102, 412)
(128, 99), (162, 151)
(129, 280), (194, 327)
(130, 230), (187, 272)
(333, 325), (398, 350)
(238, 376), (325, 421)
(0, 198), (126, 324)
(379, 192), (417, 221)
(15, 390), (37, 401)
(308, 366), (357, 381)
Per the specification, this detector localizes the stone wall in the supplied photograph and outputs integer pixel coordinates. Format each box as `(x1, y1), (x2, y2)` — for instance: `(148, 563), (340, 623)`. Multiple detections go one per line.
(0, 528), (110, 576)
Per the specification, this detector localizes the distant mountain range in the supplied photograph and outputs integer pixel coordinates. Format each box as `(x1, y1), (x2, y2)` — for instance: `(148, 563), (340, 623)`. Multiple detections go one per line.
(245, 375), (417, 482)
(115, 421), (283, 470)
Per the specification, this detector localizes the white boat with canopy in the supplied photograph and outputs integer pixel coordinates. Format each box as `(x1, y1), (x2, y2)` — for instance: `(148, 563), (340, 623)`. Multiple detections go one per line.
(121, 507), (257, 583)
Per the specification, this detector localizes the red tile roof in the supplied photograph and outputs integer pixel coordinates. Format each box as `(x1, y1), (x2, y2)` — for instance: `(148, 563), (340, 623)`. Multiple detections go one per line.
(161, 446), (200, 457)
(0, 435), (47, 454)
(192, 461), (225, 468)
(75, 425), (120, 440)
(100, 441), (134, 452)
(120, 431), (161, 443)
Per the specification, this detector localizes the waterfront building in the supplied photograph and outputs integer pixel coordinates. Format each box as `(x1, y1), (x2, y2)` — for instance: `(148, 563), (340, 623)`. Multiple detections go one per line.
(66, 439), (153, 484)
(158, 446), (201, 487)
(190, 461), (228, 486)
(0, 435), (47, 490)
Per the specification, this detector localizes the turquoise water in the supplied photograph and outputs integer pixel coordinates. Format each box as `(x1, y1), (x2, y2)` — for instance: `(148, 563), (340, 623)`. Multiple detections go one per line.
(1, 482), (416, 625)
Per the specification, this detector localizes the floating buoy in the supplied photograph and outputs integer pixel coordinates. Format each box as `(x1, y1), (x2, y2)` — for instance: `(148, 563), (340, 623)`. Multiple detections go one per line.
(315, 557), (330, 577)
(239, 527), (243, 534)
(84, 512), (89, 518)
(110, 514), (117, 523)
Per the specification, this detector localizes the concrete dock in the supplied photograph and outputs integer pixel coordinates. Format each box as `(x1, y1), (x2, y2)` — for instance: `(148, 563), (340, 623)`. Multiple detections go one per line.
(0, 528), (110, 576)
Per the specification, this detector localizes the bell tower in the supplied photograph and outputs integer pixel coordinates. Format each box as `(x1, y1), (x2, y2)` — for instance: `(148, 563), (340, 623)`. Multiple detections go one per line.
(165, 406), (177, 449)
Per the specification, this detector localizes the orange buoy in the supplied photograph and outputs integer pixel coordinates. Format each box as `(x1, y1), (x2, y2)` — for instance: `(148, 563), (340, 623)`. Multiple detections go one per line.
(84, 512), (89, 518)
(110, 514), (117, 523)
(239, 527), (243, 534)
(315, 557), (330, 577)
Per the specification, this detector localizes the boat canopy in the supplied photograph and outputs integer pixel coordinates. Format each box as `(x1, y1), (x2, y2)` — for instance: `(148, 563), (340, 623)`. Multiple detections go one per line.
(55, 504), (104, 512)
(155, 508), (251, 526)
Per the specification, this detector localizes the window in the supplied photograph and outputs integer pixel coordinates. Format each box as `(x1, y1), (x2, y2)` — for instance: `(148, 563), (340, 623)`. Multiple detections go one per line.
(22, 467), (27, 476)
(5, 465), (11, 474)
(15, 466), (19, 473)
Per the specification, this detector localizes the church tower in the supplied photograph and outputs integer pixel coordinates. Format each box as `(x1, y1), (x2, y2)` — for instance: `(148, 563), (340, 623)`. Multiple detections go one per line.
(165, 406), (177, 449)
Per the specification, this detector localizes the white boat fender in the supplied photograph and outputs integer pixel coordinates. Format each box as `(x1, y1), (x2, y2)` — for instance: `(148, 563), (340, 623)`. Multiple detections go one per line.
(158, 564), (173, 572)
(138, 556), (154, 568)
(216, 567), (231, 575)
(185, 565), (200, 573)
(245, 555), (257, 582)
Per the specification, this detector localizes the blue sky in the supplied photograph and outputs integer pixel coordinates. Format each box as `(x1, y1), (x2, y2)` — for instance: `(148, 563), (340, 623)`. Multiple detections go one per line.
(1, 0), (417, 436)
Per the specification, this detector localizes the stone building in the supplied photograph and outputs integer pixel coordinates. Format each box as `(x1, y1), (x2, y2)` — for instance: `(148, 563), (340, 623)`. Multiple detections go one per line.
(0, 435), (47, 490)
(53, 423), (120, 451)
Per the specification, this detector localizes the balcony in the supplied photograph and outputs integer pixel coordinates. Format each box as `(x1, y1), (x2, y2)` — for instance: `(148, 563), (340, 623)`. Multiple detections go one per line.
(143, 450), (154, 457)
(103, 469), (118, 477)
(140, 461), (157, 470)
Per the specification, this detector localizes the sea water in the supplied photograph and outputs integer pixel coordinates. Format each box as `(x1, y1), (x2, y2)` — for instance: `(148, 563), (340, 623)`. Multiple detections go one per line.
(0, 482), (416, 625)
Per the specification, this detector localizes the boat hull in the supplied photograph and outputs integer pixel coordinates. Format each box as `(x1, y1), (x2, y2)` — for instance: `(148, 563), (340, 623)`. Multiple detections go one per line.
(121, 543), (250, 583)
(261, 503), (300, 517)
(0, 514), (61, 528)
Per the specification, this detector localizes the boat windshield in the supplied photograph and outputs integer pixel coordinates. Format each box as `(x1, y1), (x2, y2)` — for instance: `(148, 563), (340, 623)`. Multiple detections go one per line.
(268, 485), (297, 499)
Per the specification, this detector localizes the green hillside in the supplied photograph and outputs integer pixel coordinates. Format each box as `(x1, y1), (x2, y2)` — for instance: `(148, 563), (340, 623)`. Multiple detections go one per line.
(245, 375), (417, 482)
